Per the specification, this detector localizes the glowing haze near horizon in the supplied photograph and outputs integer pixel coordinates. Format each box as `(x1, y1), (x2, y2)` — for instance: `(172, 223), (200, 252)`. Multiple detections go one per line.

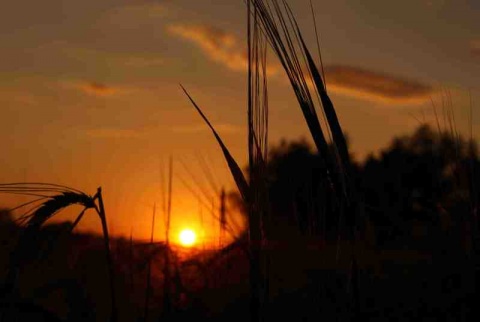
(0, 0), (479, 243)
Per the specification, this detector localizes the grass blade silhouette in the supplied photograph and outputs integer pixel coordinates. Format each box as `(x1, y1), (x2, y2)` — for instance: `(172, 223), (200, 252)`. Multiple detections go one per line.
(180, 84), (250, 203)
(93, 187), (118, 322)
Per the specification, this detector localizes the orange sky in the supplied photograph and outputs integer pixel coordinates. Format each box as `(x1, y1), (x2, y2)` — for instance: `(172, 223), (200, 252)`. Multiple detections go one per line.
(1, 0), (479, 243)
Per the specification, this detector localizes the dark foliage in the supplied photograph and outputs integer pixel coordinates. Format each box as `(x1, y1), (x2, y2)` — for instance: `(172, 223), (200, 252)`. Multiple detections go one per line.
(359, 125), (479, 245)
(238, 125), (479, 247)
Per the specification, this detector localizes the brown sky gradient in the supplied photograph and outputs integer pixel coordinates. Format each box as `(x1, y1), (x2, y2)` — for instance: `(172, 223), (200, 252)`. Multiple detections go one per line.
(1, 0), (479, 243)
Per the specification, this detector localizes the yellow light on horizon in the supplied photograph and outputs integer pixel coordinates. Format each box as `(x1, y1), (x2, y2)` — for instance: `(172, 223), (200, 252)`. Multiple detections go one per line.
(179, 228), (196, 247)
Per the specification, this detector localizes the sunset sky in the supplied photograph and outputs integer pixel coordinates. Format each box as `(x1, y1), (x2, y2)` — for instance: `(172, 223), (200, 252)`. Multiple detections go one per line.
(1, 0), (479, 243)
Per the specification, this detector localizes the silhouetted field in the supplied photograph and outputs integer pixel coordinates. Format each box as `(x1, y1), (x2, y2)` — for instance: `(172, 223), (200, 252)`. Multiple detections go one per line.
(0, 203), (478, 322)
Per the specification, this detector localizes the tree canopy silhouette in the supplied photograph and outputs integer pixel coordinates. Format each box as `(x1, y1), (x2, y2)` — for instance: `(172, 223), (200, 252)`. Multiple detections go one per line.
(359, 124), (479, 244)
(234, 124), (480, 246)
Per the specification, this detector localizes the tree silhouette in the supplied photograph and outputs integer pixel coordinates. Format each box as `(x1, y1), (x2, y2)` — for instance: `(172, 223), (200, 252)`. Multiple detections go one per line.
(262, 139), (332, 239)
(231, 136), (358, 242)
(233, 124), (480, 247)
(359, 124), (479, 245)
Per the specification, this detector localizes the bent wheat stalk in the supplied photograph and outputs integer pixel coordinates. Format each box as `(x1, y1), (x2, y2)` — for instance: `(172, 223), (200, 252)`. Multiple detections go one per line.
(0, 183), (117, 322)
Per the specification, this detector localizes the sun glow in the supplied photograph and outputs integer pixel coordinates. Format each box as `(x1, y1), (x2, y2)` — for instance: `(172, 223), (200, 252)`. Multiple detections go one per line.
(179, 228), (197, 247)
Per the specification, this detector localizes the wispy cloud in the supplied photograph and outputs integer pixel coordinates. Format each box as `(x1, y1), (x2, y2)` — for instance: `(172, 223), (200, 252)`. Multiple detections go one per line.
(424, 0), (446, 9)
(168, 24), (433, 104)
(172, 123), (241, 135)
(80, 82), (117, 96)
(85, 128), (145, 139)
(323, 65), (435, 104)
(0, 89), (37, 106)
(61, 80), (135, 97)
(60, 44), (165, 69)
(167, 23), (279, 76)
(470, 39), (480, 58)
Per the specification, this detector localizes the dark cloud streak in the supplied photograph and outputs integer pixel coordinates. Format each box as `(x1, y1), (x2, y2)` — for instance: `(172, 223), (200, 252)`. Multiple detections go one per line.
(324, 65), (435, 104)
(169, 23), (434, 104)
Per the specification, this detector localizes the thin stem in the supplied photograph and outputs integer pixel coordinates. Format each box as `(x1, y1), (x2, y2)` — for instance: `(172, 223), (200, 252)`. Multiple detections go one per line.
(95, 187), (117, 322)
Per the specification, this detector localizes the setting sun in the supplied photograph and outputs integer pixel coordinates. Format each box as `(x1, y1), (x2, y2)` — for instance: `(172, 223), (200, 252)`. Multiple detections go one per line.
(179, 228), (197, 247)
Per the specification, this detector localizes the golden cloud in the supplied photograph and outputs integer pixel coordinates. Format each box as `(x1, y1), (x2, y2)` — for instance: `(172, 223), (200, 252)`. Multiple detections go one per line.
(167, 24), (279, 76)
(63, 81), (134, 97)
(85, 128), (144, 139)
(60, 45), (165, 69)
(471, 39), (480, 58)
(168, 24), (433, 104)
(323, 65), (435, 104)
(0, 89), (37, 105)
(81, 82), (117, 96)
(172, 123), (241, 135)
